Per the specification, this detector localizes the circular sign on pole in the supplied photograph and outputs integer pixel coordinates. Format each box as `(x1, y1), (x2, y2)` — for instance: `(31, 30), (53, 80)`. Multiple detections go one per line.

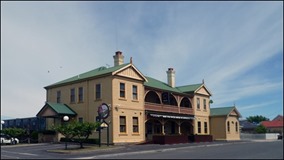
(98, 103), (110, 119)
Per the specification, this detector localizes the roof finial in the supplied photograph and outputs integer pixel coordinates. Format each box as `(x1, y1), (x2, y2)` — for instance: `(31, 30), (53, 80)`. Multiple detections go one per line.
(130, 57), (133, 64)
(202, 79), (204, 84)
(234, 102), (236, 107)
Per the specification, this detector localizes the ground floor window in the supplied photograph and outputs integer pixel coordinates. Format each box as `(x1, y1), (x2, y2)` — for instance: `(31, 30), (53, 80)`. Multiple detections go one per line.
(78, 117), (83, 123)
(198, 121), (201, 133)
(204, 122), (208, 134)
(133, 117), (139, 133)
(120, 116), (126, 133)
(227, 121), (230, 132)
(154, 122), (161, 134)
(146, 121), (162, 134)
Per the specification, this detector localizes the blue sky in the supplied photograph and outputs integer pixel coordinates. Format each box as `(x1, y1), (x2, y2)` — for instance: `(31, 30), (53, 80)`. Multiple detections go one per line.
(1, 1), (283, 120)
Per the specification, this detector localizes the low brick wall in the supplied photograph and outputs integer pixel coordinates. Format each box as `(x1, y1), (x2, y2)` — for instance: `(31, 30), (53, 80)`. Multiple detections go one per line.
(152, 135), (188, 144)
(188, 135), (213, 143)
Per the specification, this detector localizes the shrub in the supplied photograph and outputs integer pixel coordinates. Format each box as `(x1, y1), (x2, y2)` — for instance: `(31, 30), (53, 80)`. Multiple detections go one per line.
(255, 125), (267, 133)
(60, 138), (99, 144)
(39, 130), (56, 135)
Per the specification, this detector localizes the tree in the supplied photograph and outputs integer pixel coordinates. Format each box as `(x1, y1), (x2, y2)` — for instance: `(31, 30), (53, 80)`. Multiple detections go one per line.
(255, 125), (267, 133)
(246, 115), (269, 124)
(73, 122), (100, 148)
(1, 127), (26, 138)
(52, 121), (100, 149)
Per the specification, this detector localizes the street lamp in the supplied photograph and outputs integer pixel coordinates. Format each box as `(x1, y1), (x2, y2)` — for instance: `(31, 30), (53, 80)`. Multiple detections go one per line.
(63, 116), (69, 150)
(63, 116), (69, 122)
(1, 120), (4, 130)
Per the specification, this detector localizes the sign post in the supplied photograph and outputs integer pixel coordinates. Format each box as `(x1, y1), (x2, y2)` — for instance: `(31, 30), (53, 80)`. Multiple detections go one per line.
(107, 123), (109, 146)
(97, 103), (110, 147)
(98, 118), (101, 147)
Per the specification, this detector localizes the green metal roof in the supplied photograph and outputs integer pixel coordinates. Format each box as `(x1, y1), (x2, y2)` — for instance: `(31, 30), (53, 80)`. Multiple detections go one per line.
(144, 76), (182, 93)
(45, 63), (130, 88)
(144, 76), (204, 94)
(177, 84), (203, 93)
(45, 61), (206, 96)
(46, 102), (77, 116)
(210, 106), (235, 116)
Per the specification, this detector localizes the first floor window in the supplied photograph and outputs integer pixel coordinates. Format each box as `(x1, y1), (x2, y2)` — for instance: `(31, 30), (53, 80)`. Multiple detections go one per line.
(57, 91), (61, 103)
(204, 122), (208, 133)
(120, 83), (125, 98)
(70, 88), (75, 103)
(198, 121), (201, 133)
(79, 87), (84, 102)
(203, 99), (207, 110)
(120, 116), (126, 133)
(95, 84), (101, 100)
(235, 122), (238, 132)
(133, 117), (139, 133)
(132, 85), (138, 100)
(197, 98), (200, 109)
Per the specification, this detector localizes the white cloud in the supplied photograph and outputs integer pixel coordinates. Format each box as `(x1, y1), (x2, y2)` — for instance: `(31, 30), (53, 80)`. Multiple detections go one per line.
(238, 101), (277, 111)
(1, 1), (283, 118)
(211, 80), (282, 107)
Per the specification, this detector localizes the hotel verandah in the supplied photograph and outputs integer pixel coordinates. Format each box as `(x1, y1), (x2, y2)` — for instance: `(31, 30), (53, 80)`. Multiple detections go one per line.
(35, 51), (241, 144)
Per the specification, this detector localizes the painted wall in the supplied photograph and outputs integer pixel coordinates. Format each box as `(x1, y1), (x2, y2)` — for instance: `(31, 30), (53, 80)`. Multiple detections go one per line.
(45, 65), (146, 144)
(210, 116), (240, 140)
(111, 76), (145, 143)
(192, 87), (211, 135)
(226, 116), (240, 140)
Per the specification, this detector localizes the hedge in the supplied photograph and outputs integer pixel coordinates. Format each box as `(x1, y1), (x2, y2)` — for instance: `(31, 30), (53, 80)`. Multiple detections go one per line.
(60, 138), (99, 144)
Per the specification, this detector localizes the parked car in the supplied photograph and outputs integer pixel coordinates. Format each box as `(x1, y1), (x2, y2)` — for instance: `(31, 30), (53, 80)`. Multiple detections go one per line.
(0, 133), (19, 145)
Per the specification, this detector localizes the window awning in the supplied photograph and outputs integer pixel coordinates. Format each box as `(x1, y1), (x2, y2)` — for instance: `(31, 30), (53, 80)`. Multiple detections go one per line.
(150, 113), (195, 120)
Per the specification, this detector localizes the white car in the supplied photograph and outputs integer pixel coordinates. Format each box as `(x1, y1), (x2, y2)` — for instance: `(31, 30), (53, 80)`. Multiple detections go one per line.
(0, 133), (19, 145)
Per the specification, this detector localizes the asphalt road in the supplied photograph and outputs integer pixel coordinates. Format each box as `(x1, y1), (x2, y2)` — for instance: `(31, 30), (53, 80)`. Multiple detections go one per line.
(1, 140), (283, 159)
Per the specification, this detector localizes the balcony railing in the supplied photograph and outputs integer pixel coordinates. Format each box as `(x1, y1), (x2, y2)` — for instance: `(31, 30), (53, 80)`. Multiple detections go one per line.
(145, 102), (193, 115)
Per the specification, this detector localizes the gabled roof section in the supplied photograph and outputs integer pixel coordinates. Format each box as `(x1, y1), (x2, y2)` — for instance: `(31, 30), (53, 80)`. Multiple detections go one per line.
(36, 102), (77, 117)
(113, 63), (148, 82)
(144, 76), (182, 93)
(272, 115), (283, 121)
(144, 77), (213, 96)
(177, 83), (212, 96)
(177, 84), (203, 93)
(210, 106), (242, 118)
(45, 63), (130, 89)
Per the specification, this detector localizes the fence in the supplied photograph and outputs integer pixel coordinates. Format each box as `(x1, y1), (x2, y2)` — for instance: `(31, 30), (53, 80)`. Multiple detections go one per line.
(240, 133), (280, 140)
